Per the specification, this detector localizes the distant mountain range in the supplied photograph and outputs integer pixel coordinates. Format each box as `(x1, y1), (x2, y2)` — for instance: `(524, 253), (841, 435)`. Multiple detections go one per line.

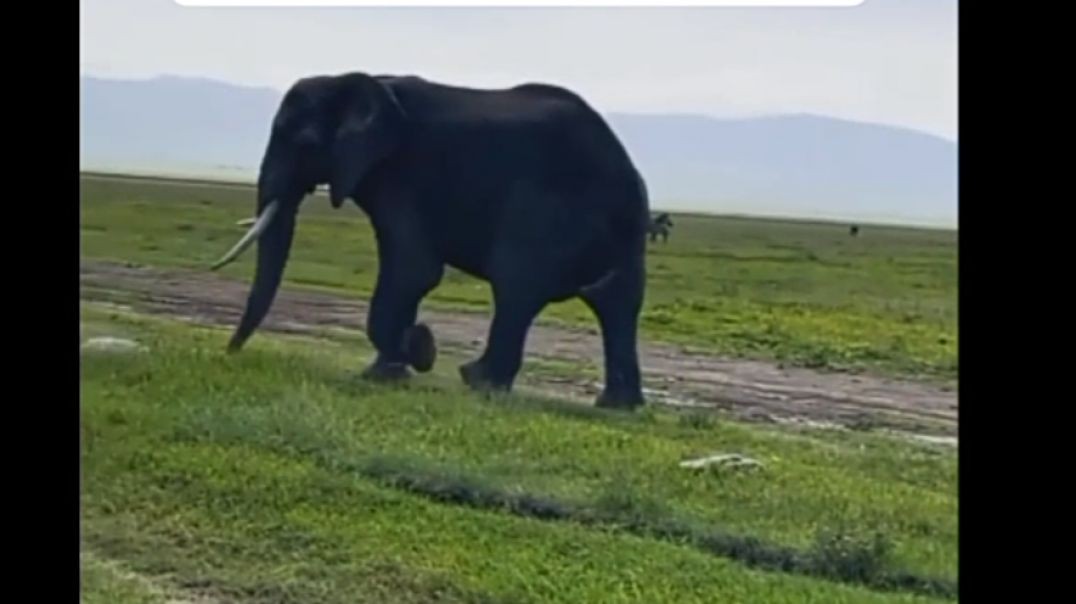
(80, 75), (957, 227)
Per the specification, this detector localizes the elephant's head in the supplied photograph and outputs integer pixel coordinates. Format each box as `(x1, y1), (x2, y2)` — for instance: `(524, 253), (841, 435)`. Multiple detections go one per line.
(210, 73), (407, 352)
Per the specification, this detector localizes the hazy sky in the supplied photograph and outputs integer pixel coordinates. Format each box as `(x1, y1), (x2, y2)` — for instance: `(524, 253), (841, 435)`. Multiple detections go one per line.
(80, 0), (957, 140)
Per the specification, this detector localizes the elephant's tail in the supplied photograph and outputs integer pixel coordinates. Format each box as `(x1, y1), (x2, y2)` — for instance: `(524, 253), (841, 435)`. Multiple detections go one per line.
(579, 171), (649, 297)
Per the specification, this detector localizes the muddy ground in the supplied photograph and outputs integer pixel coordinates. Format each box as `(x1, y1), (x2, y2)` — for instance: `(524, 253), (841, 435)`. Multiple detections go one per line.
(80, 260), (957, 442)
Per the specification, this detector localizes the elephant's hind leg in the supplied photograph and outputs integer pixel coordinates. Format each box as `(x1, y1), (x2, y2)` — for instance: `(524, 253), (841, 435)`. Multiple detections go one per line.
(581, 255), (646, 410)
(460, 278), (548, 393)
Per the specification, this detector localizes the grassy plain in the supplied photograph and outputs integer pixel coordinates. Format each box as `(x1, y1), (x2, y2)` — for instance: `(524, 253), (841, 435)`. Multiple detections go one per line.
(80, 173), (958, 602)
(79, 173), (958, 383)
(81, 307), (956, 602)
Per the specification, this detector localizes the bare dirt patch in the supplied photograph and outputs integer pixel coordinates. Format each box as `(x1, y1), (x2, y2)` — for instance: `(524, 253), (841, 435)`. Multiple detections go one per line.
(80, 260), (957, 438)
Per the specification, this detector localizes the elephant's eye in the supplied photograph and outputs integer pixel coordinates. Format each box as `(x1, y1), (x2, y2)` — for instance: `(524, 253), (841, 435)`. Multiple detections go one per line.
(272, 107), (293, 130)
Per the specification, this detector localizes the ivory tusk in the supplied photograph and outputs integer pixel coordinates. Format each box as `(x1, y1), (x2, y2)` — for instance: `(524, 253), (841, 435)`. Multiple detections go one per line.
(210, 200), (280, 271)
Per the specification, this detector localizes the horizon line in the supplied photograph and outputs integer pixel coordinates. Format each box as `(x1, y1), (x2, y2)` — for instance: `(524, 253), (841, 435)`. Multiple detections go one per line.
(78, 167), (958, 231)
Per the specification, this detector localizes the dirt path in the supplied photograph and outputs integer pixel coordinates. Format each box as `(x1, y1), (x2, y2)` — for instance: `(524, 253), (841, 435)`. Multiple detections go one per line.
(80, 260), (957, 439)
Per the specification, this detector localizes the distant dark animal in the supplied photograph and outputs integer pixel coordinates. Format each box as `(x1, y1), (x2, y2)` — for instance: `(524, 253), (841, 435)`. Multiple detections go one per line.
(648, 212), (673, 243)
(849, 225), (860, 237)
(210, 71), (650, 409)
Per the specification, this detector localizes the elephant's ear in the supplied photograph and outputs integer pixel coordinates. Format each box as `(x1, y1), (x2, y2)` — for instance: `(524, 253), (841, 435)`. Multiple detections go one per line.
(329, 74), (406, 208)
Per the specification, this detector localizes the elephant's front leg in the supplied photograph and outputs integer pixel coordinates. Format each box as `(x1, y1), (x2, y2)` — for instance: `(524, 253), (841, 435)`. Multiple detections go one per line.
(362, 259), (442, 382)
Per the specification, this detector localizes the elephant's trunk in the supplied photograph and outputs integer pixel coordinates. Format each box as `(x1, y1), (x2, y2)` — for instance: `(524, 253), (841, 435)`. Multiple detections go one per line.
(225, 204), (298, 352)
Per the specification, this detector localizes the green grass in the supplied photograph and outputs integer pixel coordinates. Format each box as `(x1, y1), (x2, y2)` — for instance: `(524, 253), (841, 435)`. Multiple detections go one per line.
(81, 552), (167, 604)
(80, 305), (957, 602)
(79, 173), (958, 384)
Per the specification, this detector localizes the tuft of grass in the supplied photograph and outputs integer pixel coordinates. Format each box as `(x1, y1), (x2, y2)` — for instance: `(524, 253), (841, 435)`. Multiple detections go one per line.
(810, 528), (894, 582)
(677, 410), (720, 431)
(80, 552), (167, 604)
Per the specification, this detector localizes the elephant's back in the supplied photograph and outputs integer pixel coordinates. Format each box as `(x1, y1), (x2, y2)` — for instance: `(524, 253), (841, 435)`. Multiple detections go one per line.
(388, 78), (630, 159)
(384, 76), (649, 232)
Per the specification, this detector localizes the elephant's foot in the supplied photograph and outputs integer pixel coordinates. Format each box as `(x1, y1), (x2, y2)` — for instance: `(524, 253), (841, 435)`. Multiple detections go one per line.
(594, 387), (646, 411)
(361, 358), (411, 383)
(459, 359), (510, 393)
(402, 323), (436, 374)
(459, 358), (490, 390)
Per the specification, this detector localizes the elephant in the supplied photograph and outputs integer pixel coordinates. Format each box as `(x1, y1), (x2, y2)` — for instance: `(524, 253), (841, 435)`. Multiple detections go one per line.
(211, 72), (650, 409)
